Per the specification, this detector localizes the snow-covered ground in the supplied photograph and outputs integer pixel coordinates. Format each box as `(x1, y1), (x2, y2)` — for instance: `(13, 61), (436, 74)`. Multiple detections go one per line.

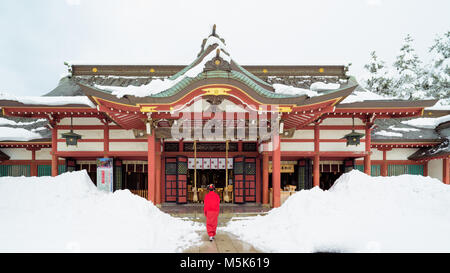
(2, 169), (450, 253)
(223, 170), (450, 253)
(0, 170), (202, 252)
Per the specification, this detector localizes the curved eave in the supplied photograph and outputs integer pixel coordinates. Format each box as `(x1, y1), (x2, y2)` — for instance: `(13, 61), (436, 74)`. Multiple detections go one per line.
(79, 81), (356, 111)
(327, 99), (439, 119)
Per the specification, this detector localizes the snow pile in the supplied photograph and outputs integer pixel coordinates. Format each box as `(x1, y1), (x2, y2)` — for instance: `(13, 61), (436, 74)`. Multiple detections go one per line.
(310, 82), (340, 91)
(0, 92), (95, 108)
(0, 117), (47, 126)
(341, 89), (393, 104)
(388, 126), (420, 132)
(223, 170), (450, 252)
(374, 130), (403, 137)
(401, 114), (450, 129)
(0, 127), (44, 141)
(273, 83), (318, 97)
(0, 171), (202, 252)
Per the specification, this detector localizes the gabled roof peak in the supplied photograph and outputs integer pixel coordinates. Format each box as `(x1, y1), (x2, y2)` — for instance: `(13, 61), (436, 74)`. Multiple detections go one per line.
(197, 24), (226, 57)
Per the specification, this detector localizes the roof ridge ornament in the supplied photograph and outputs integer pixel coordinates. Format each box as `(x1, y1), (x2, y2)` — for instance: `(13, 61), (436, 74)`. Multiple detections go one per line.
(198, 24), (226, 57)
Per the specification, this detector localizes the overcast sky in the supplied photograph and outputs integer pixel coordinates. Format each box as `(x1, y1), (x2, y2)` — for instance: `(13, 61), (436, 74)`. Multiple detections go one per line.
(0, 0), (449, 96)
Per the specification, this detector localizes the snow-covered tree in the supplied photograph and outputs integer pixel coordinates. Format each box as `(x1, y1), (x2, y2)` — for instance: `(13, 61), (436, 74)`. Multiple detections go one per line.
(423, 31), (450, 104)
(363, 51), (394, 96)
(392, 34), (426, 100)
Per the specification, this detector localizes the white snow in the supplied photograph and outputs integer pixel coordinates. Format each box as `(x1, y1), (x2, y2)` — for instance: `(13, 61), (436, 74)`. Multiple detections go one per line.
(341, 89), (393, 104)
(273, 83), (318, 97)
(0, 171), (202, 252)
(0, 92), (95, 108)
(310, 82), (340, 91)
(374, 130), (403, 137)
(401, 114), (450, 129)
(0, 117), (47, 126)
(223, 170), (450, 252)
(0, 127), (44, 141)
(388, 126), (420, 132)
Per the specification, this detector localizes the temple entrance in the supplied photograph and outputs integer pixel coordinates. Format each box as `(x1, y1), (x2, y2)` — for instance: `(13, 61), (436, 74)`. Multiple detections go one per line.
(319, 161), (345, 190)
(187, 169), (231, 202)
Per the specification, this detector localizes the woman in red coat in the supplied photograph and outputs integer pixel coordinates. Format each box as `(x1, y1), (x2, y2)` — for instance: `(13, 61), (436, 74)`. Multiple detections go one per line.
(204, 184), (220, 241)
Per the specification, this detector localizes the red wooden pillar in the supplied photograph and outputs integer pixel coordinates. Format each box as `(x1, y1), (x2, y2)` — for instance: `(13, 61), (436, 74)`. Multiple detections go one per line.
(155, 140), (162, 205)
(313, 123), (320, 187)
(262, 152), (269, 205)
(364, 123), (372, 175)
(256, 156), (261, 204)
(148, 132), (156, 203)
(272, 135), (281, 208)
(51, 127), (58, 177)
(423, 161), (428, 177)
(382, 149), (388, 176)
(443, 157), (450, 185)
(104, 125), (109, 158)
(238, 141), (243, 152)
(161, 154), (166, 203)
(30, 149), (37, 177)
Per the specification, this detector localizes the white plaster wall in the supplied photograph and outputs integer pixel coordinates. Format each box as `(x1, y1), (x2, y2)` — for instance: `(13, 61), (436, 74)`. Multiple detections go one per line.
(428, 159), (443, 182)
(384, 148), (418, 160)
(58, 130), (103, 139)
(109, 142), (147, 151)
(321, 118), (364, 126)
(36, 148), (52, 160)
(109, 129), (136, 139)
(320, 130), (365, 139)
(281, 142), (314, 152)
(292, 130), (314, 139)
(1, 148), (31, 160)
(57, 142), (103, 151)
(371, 149), (383, 160)
(320, 142), (365, 152)
(59, 117), (106, 126)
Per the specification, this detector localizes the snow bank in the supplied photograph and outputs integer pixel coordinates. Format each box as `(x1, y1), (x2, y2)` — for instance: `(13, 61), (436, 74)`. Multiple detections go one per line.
(223, 170), (450, 252)
(0, 171), (202, 252)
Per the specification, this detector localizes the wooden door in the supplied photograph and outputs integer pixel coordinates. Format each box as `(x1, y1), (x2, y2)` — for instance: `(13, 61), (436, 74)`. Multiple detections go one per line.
(176, 156), (188, 204)
(244, 157), (256, 202)
(233, 156), (245, 203)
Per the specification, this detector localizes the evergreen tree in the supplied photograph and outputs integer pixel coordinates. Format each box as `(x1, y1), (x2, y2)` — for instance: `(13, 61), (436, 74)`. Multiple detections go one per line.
(392, 34), (425, 100)
(424, 31), (450, 104)
(363, 51), (394, 96)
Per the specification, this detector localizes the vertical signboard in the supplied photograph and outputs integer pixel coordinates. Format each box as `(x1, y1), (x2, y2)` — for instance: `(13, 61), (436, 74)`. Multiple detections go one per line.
(97, 158), (113, 192)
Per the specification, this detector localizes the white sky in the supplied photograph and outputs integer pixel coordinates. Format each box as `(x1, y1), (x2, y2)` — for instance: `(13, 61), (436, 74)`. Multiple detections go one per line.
(0, 0), (449, 96)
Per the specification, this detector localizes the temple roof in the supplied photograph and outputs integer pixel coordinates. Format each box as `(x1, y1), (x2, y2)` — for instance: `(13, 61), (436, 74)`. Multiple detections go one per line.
(67, 26), (351, 101)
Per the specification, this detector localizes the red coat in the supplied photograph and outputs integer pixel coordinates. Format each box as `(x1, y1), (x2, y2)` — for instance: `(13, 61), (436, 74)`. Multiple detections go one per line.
(204, 191), (220, 214)
(204, 191), (220, 237)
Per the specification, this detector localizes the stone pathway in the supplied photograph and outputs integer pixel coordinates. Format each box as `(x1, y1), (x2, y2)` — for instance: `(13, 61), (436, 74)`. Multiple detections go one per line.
(183, 230), (261, 253)
(162, 203), (267, 253)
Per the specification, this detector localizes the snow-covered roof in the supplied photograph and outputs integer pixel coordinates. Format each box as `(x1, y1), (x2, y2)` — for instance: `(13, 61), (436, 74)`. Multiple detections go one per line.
(0, 92), (95, 108)
(0, 116), (50, 142)
(372, 117), (442, 142)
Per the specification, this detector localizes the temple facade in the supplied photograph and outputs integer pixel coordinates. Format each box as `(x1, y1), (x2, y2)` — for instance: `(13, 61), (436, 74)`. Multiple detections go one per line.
(1, 27), (449, 208)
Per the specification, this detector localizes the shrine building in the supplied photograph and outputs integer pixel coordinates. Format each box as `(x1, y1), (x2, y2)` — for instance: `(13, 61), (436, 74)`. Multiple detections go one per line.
(1, 27), (449, 208)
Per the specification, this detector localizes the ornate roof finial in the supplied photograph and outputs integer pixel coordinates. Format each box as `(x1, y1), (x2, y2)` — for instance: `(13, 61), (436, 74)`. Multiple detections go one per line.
(212, 24), (217, 37)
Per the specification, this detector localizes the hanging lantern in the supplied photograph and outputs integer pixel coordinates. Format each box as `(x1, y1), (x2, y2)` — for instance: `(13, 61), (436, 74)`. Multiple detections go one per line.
(342, 116), (365, 146)
(61, 117), (82, 146)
